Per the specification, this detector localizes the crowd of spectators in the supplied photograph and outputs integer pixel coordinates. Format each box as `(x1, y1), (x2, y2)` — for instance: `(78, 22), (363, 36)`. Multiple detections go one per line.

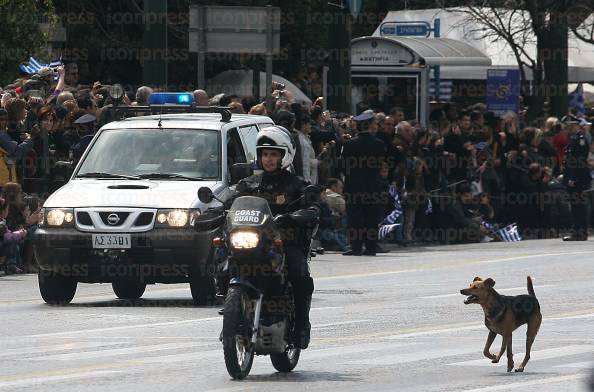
(1, 60), (594, 273)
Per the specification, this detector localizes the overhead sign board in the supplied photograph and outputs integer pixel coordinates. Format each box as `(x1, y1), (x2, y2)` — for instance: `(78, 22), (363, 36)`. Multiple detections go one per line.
(189, 6), (281, 54)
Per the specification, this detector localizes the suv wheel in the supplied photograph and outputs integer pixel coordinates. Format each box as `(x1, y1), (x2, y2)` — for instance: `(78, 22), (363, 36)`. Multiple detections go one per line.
(112, 279), (146, 299)
(38, 270), (77, 305)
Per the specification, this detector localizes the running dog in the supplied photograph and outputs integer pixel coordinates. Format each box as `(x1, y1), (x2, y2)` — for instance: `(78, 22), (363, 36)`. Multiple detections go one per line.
(460, 276), (542, 372)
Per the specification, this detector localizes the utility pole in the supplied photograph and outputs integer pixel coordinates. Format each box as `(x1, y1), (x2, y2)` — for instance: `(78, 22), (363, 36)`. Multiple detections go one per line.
(143, 0), (168, 88)
(327, 5), (352, 113)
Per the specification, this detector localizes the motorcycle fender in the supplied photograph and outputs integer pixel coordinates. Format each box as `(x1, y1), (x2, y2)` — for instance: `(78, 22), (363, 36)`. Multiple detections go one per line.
(228, 277), (261, 298)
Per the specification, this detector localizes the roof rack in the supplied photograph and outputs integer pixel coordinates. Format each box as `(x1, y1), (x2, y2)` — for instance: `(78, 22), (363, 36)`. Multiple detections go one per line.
(108, 105), (233, 122)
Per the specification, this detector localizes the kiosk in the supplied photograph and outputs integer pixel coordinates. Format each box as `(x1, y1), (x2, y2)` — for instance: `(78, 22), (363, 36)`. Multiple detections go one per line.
(351, 36), (491, 126)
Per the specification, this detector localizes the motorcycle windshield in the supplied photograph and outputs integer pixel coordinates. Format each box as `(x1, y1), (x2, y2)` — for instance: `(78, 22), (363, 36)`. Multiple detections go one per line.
(227, 196), (272, 227)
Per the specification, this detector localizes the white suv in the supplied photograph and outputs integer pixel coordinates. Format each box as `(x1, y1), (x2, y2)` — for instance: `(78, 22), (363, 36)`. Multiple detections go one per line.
(34, 107), (273, 305)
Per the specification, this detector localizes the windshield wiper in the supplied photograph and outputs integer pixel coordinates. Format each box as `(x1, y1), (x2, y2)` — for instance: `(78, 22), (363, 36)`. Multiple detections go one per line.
(137, 173), (204, 181)
(76, 172), (141, 180)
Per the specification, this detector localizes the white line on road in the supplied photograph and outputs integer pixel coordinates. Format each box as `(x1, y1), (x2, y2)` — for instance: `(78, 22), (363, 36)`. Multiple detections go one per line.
(555, 361), (594, 369)
(0, 341), (124, 358)
(313, 319), (371, 328)
(479, 250), (594, 264)
(345, 346), (478, 365)
(27, 317), (221, 338)
(449, 345), (594, 367)
(459, 373), (588, 392)
(0, 370), (122, 389)
(419, 285), (553, 299)
(27, 341), (207, 361)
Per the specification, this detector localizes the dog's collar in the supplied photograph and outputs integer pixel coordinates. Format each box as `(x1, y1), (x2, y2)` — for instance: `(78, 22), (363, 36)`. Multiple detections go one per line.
(486, 294), (506, 321)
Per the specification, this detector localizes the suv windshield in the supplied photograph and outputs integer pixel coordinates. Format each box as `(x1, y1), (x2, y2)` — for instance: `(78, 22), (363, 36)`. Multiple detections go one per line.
(76, 129), (220, 180)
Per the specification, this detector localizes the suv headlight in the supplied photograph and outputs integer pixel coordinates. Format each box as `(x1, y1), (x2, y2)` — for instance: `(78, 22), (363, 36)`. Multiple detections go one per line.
(43, 208), (74, 227)
(230, 230), (259, 249)
(155, 209), (200, 228)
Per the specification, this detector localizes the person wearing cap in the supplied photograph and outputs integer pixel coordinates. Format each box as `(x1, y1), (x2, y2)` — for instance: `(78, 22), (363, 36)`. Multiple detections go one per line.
(561, 114), (591, 241)
(69, 113), (97, 163)
(340, 109), (387, 256)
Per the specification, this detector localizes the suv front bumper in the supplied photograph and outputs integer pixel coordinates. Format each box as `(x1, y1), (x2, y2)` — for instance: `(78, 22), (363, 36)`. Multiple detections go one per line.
(34, 226), (219, 283)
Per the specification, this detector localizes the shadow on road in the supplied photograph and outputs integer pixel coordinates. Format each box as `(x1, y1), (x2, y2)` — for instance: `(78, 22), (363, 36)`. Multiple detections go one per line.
(44, 298), (221, 308)
(245, 370), (363, 383)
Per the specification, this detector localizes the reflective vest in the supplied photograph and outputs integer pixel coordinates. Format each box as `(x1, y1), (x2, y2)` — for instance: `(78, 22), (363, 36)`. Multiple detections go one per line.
(0, 147), (17, 186)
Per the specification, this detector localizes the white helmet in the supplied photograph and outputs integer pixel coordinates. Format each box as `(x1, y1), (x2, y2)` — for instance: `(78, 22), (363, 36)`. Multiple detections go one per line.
(256, 125), (295, 170)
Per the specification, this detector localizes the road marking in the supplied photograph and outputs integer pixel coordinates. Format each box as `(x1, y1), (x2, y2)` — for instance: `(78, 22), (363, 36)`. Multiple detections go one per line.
(345, 346), (478, 365)
(0, 370), (122, 389)
(317, 269), (420, 281)
(314, 319), (371, 328)
(28, 317), (221, 338)
(0, 341), (124, 358)
(386, 324), (486, 339)
(28, 341), (207, 361)
(449, 345), (594, 367)
(420, 285), (553, 299)
(555, 361), (594, 369)
(479, 250), (594, 264)
(460, 374), (588, 392)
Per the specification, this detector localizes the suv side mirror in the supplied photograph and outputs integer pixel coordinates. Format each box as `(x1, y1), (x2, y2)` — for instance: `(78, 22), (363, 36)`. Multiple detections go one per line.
(230, 163), (253, 185)
(197, 187), (214, 204)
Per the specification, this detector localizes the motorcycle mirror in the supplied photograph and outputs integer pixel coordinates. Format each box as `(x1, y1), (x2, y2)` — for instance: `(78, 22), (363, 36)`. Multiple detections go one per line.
(304, 184), (323, 203)
(197, 187), (215, 204)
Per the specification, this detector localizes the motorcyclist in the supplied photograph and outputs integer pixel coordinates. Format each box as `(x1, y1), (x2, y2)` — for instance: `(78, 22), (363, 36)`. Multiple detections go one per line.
(232, 125), (318, 349)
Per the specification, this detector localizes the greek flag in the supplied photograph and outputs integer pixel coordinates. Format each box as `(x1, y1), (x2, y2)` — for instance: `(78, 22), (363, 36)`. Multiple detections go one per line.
(496, 223), (522, 242)
(378, 184), (403, 240)
(19, 56), (63, 78)
(569, 83), (585, 116)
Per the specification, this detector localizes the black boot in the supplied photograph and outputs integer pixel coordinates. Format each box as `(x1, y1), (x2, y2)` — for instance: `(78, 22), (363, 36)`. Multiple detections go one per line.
(292, 277), (314, 349)
(293, 294), (312, 349)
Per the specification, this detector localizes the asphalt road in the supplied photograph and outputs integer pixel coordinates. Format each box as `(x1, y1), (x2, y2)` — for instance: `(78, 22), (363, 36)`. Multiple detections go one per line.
(1, 238), (594, 392)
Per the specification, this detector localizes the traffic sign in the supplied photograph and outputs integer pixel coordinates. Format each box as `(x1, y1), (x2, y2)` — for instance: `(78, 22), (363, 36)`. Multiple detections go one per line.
(347, 0), (363, 18)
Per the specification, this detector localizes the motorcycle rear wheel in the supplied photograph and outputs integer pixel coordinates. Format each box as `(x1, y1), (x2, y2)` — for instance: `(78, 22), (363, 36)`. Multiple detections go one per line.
(222, 286), (254, 379)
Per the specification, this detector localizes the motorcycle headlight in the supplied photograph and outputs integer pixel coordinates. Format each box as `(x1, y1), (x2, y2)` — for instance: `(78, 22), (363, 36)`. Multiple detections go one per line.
(156, 209), (199, 227)
(44, 208), (74, 227)
(230, 231), (259, 249)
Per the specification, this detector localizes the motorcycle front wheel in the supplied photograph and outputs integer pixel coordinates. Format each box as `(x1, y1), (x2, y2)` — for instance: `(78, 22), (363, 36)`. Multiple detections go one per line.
(270, 347), (301, 372)
(222, 286), (254, 379)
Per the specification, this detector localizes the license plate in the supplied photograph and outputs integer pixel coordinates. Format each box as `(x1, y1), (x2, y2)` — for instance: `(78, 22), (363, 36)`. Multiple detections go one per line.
(92, 234), (131, 249)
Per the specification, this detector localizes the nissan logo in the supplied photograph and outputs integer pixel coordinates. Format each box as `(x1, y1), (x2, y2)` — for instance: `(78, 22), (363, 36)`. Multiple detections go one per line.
(107, 213), (120, 225)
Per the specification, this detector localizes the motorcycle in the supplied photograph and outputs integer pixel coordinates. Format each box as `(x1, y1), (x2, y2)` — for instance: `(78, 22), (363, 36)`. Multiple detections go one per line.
(195, 186), (319, 380)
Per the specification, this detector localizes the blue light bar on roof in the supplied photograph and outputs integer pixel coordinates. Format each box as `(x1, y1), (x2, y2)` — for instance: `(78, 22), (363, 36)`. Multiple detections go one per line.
(149, 92), (194, 105)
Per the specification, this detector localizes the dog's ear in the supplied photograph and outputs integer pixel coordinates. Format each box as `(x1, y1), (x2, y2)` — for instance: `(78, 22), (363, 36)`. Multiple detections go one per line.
(484, 278), (495, 288)
(473, 276), (482, 282)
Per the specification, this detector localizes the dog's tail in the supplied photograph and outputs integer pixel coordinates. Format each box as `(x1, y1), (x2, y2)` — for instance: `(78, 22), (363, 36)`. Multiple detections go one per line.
(527, 276), (536, 296)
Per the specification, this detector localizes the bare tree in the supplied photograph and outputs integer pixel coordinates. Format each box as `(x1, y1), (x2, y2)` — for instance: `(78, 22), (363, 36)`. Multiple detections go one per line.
(443, 0), (593, 118)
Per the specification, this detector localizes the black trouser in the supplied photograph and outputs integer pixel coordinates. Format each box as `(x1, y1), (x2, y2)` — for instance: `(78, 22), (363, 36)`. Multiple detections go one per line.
(284, 244), (313, 345)
(346, 203), (383, 253)
(568, 189), (590, 237)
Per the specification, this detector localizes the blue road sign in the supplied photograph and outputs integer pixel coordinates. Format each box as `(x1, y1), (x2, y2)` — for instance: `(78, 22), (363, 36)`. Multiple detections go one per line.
(380, 21), (431, 37)
(396, 24), (429, 36)
(347, 0), (363, 18)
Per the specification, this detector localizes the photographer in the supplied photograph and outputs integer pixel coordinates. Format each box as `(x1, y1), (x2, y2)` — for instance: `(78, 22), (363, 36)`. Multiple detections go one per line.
(0, 101), (39, 189)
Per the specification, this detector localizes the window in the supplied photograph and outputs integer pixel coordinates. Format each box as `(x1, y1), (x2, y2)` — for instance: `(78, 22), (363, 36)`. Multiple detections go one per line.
(227, 128), (247, 166)
(238, 125), (259, 161)
(76, 129), (220, 179)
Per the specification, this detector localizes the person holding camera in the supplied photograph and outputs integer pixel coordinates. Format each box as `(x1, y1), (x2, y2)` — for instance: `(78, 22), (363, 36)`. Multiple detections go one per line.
(0, 100), (39, 189)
